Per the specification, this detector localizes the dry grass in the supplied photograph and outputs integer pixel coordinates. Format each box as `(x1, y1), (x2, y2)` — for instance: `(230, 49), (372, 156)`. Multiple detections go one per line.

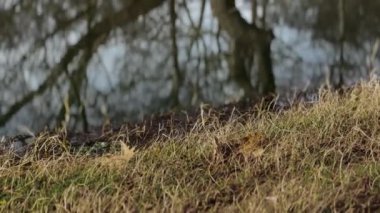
(2, 80), (380, 212)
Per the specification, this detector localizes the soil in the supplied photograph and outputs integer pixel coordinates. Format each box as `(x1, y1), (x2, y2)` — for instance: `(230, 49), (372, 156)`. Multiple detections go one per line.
(1, 90), (325, 155)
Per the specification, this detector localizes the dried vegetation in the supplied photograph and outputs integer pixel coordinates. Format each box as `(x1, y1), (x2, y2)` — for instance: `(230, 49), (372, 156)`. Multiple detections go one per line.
(1, 80), (380, 212)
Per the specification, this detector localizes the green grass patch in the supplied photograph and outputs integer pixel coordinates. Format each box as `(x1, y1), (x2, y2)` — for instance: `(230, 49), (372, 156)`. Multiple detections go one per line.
(2, 80), (380, 212)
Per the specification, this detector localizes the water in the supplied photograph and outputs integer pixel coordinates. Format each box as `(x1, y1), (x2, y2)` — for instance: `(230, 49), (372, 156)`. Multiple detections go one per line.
(0, 0), (379, 135)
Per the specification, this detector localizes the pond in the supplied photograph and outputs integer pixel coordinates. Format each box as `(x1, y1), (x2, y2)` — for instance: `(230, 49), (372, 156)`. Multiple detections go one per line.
(0, 0), (379, 135)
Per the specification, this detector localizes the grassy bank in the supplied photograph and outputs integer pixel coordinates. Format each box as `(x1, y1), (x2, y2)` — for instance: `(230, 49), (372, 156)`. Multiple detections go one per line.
(1, 81), (380, 212)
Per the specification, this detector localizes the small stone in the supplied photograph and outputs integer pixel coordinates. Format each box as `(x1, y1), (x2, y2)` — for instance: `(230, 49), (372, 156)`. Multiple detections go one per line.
(9, 140), (28, 157)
